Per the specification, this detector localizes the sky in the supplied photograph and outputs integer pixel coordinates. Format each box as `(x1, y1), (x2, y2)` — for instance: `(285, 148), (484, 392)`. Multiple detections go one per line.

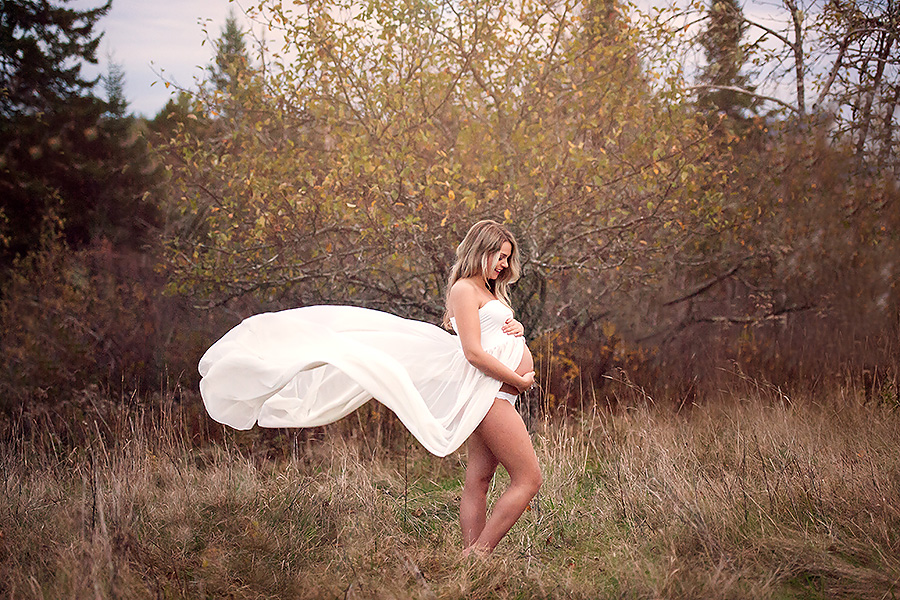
(85, 0), (799, 118)
(85, 0), (254, 117)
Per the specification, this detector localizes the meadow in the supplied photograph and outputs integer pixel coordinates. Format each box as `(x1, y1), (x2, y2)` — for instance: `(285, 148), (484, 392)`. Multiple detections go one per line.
(3, 375), (898, 599)
(3, 1), (900, 597)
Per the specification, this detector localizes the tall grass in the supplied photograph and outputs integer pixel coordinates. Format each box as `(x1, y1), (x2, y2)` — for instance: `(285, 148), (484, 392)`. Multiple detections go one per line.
(2, 380), (899, 599)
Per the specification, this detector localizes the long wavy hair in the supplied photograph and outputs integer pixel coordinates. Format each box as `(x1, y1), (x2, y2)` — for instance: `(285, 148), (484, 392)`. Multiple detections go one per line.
(442, 219), (521, 328)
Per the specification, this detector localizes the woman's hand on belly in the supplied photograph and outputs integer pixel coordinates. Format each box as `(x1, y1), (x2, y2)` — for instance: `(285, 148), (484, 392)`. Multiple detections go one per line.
(501, 318), (525, 337)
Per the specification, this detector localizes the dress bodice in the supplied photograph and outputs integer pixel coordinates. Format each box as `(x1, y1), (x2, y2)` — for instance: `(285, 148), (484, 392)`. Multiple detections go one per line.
(449, 299), (515, 351)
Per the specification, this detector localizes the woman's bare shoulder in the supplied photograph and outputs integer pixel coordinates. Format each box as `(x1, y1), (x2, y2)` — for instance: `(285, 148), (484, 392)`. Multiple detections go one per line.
(448, 278), (480, 299)
(447, 278), (481, 315)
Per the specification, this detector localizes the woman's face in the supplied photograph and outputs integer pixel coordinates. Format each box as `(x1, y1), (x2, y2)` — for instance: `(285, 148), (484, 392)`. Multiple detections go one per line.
(488, 241), (512, 281)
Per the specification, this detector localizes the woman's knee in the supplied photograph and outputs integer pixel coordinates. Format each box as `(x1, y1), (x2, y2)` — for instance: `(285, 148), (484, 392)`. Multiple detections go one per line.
(528, 466), (543, 495)
(513, 463), (542, 496)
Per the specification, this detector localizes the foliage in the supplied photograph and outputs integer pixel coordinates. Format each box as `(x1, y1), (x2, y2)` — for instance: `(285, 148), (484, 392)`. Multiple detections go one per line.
(0, 0), (161, 268)
(1, 0), (895, 413)
(583, 117), (900, 397)
(696, 0), (756, 119)
(0, 228), (214, 413)
(0, 96), (163, 264)
(102, 55), (128, 118)
(164, 0), (723, 336)
(152, 0), (900, 403)
(0, 0), (110, 117)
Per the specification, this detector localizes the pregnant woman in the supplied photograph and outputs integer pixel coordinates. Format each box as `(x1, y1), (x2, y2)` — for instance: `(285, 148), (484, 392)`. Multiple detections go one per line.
(199, 219), (541, 553)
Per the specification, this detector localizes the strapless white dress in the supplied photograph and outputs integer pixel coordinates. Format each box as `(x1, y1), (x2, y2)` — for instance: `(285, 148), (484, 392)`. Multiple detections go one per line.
(198, 300), (525, 456)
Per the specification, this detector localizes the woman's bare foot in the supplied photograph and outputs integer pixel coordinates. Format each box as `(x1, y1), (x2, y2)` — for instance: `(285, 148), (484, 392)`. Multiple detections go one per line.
(462, 544), (490, 560)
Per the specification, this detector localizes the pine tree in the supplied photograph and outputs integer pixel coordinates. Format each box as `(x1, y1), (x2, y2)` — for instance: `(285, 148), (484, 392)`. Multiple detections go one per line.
(697, 0), (756, 119)
(0, 0), (111, 117)
(208, 11), (249, 98)
(102, 55), (128, 118)
(0, 0), (160, 268)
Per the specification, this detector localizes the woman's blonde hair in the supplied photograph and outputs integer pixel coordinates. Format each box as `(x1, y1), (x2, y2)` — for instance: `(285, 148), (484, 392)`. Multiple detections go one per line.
(443, 219), (521, 328)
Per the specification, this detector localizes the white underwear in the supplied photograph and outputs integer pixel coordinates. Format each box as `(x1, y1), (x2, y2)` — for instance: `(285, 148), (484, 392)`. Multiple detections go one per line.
(495, 390), (518, 404)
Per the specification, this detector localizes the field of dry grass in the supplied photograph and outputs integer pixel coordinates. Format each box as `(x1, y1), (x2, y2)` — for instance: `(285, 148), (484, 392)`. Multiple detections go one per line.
(2, 379), (899, 599)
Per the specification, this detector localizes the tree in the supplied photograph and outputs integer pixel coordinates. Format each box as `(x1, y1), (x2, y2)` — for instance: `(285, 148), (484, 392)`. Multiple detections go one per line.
(696, 0), (756, 119)
(0, 0), (110, 117)
(163, 0), (718, 336)
(677, 0), (898, 170)
(208, 10), (249, 97)
(160, 0), (900, 399)
(816, 0), (899, 172)
(0, 0), (160, 267)
(102, 54), (128, 118)
(629, 0), (900, 387)
(203, 9), (253, 124)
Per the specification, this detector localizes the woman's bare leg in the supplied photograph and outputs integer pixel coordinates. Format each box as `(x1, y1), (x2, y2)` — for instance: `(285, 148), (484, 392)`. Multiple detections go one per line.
(467, 399), (542, 553)
(460, 426), (499, 547)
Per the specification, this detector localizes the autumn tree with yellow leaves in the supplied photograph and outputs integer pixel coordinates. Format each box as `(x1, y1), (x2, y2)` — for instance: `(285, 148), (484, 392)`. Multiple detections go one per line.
(162, 0), (899, 397)
(165, 1), (722, 326)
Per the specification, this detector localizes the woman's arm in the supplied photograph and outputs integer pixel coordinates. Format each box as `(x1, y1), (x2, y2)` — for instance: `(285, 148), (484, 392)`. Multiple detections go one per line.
(448, 282), (534, 392)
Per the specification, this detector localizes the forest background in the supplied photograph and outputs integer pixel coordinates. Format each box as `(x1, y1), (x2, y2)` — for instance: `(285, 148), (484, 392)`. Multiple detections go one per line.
(1, 0), (899, 598)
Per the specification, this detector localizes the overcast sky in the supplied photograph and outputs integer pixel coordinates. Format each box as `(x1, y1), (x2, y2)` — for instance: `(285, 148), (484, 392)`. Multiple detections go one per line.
(87, 0), (795, 118)
(86, 0), (253, 117)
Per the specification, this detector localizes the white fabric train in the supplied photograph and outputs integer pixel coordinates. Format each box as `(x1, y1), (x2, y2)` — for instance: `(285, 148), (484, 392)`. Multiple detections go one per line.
(198, 301), (525, 456)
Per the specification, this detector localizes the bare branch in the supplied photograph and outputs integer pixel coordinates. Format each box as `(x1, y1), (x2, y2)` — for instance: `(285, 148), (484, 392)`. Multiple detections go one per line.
(684, 84), (799, 113)
(741, 15), (795, 49)
(663, 258), (748, 306)
(693, 303), (814, 324)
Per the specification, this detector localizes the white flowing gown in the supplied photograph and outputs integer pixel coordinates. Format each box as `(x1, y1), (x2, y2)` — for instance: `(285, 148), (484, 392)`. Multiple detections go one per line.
(198, 300), (525, 456)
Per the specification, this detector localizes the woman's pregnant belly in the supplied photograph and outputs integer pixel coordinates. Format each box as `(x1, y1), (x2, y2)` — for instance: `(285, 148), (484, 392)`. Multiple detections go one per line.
(499, 342), (534, 396)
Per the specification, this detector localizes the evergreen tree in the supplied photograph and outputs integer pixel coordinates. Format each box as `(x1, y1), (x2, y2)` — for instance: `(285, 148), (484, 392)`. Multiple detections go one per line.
(208, 11), (249, 98)
(0, 0), (111, 117)
(102, 55), (128, 118)
(149, 91), (198, 133)
(697, 0), (756, 119)
(0, 0), (159, 268)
